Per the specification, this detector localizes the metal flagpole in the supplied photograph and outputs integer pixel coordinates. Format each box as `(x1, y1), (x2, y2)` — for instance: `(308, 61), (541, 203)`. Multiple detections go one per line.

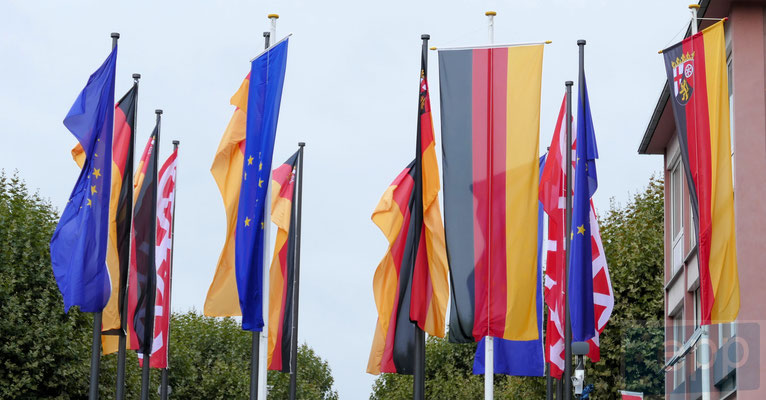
(563, 79), (574, 400)
(249, 29), (272, 400)
(160, 140), (179, 400)
(140, 109), (162, 400)
(411, 33), (431, 400)
(686, 7), (712, 400)
(484, 10), (496, 400)
(115, 72), (141, 400)
(88, 30), (120, 400)
(287, 143), (306, 400)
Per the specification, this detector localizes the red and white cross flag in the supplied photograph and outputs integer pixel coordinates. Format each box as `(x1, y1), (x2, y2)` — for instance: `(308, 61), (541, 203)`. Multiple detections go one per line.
(139, 148), (177, 368)
(540, 95), (614, 378)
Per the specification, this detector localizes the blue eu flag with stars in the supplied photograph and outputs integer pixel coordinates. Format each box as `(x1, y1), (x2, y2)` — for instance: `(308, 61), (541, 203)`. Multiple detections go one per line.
(50, 46), (117, 313)
(235, 38), (289, 331)
(568, 75), (599, 342)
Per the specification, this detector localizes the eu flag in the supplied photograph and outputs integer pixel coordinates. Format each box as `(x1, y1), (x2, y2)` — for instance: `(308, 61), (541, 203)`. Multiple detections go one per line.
(50, 46), (117, 313)
(235, 38), (289, 331)
(568, 75), (599, 342)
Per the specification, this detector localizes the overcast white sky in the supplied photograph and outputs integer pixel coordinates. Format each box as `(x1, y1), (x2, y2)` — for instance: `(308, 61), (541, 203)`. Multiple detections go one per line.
(1, 1), (694, 398)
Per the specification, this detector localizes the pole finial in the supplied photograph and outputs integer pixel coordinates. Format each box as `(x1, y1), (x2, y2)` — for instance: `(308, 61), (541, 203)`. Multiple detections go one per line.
(268, 13), (279, 19)
(111, 32), (120, 39)
(545, 40), (553, 44)
(172, 140), (180, 146)
(421, 34), (430, 40)
(132, 73), (141, 80)
(429, 46), (437, 50)
(485, 11), (497, 16)
(298, 142), (306, 147)
(155, 109), (163, 115)
(577, 39), (586, 46)
(263, 32), (270, 37)
(565, 80), (574, 86)
(688, 4), (700, 9)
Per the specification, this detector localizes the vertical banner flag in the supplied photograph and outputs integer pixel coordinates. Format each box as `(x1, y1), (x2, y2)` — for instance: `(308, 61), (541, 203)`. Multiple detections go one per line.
(569, 69), (600, 343)
(204, 73), (250, 317)
(71, 84), (139, 354)
(438, 44), (544, 343)
(267, 151), (299, 372)
(128, 131), (158, 355)
(541, 96), (613, 376)
(147, 148), (178, 368)
(367, 46), (449, 375)
(662, 20), (739, 324)
(51, 46), (117, 313)
(235, 37), (289, 331)
(472, 156), (546, 377)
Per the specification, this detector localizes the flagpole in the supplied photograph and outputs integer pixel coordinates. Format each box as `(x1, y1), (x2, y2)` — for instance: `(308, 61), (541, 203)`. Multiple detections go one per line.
(87, 31), (120, 400)
(484, 10), (496, 400)
(563, 79), (574, 400)
(250, 27), (273, 400)
(140, 109), (162, 400)
(287, 143), (306, 400)
(409, 33), (431, 400)
(159, 140), (179, 400)
(115, 72), (140, 400)
(686, 6), (711, 399)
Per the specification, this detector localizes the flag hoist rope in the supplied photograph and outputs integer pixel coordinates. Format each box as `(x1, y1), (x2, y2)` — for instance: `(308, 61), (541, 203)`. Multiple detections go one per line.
(484, 10), (495, 400)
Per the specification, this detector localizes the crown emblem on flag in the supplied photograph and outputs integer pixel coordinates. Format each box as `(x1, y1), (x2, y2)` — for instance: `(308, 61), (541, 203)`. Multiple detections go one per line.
(671, 51), (695, 106)
(671, 51), (695, 69)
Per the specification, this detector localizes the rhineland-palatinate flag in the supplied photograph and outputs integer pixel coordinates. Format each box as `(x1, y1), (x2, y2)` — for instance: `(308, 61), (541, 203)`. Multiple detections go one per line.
(267, 151), (299, 372)
(367, 46), (449, 375)
(51, 45), (117, 313)
(128, 131), (158, 355)
(145, 148), (178, 368)
(437, 43), (544, 343)
(662, 19), (739, 324)
(206, 38), (289, 332)
(541, 96), (613, 376)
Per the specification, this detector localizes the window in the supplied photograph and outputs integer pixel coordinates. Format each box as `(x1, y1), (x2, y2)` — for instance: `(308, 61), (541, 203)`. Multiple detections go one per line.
(670, 160), (684, 274)
(672, 309), (686, 388)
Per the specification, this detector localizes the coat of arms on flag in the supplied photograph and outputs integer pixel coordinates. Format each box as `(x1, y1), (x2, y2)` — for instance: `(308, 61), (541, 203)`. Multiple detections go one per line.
(671, 52), (695, 105)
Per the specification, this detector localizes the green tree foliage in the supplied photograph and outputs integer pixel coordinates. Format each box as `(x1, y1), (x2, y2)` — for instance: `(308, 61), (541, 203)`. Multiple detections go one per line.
(369, 335), (545, 399)
(0, 171), (94, 398)
(588, 176), (665, 398)
(0, 172), (338, 399)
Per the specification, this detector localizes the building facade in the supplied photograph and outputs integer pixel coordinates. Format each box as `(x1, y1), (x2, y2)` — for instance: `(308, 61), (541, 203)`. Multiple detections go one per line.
(639, 1), (766, 399)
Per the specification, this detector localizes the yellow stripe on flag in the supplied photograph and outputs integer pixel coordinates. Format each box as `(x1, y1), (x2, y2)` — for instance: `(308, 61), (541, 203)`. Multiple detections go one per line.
(702, 21), (739, 323)
(204, 76), (250, 317)
(503, 44), (543, 341)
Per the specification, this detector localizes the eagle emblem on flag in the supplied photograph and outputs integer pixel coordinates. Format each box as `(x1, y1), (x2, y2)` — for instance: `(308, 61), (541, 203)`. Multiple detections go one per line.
(671, 52), (695, 105)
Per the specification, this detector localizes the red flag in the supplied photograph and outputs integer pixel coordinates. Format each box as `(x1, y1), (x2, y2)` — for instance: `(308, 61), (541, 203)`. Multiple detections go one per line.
(541, 95), (614, 376)
(620, 391), (643, 400)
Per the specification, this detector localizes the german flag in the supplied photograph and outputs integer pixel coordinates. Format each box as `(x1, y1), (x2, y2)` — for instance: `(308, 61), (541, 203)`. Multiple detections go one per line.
(204, 74), (250, 317)
(71, 84), (138, 354)
(367, 45), (449, 375)
(662, 20), (739, 324)
(438, 44), (544, 342)
(267, 151), (299, 372)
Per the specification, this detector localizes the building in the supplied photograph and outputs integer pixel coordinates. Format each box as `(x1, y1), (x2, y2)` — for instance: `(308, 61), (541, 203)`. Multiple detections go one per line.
(639, 0), (766, 398)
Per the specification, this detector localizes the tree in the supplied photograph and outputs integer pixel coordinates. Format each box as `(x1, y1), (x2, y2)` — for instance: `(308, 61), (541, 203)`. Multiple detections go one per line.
(0, 172), (339, 399)
(587, 176), (665, 398)
(369, 335), (545, 399)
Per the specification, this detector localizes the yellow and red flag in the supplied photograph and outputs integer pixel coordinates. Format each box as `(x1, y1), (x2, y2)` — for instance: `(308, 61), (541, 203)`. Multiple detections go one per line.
(662, 20), (739, 324)
(204, 75), (250, 317)
(367, 46), (449, 375)
(266, 151), (299, 372)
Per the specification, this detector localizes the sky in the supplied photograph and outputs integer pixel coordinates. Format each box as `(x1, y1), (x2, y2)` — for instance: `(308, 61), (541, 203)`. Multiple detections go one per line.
(0, 1), (695, 398)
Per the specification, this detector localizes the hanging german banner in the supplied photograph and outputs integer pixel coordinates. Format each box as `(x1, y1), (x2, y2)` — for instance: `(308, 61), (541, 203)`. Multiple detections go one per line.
(437, 44), (544, 343)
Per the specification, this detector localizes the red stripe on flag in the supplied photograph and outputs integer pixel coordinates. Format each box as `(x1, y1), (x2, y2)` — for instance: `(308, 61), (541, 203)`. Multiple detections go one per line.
(683, 34), (715, 324)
